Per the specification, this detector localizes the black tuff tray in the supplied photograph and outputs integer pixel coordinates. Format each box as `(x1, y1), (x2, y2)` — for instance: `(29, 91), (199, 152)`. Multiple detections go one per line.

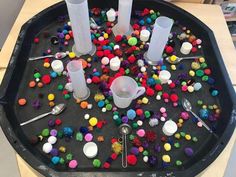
(0, 0), (236, 177)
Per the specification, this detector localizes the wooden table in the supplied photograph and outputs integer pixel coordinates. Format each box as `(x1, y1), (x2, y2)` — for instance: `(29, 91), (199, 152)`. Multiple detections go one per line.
(0, 1), (235, 177)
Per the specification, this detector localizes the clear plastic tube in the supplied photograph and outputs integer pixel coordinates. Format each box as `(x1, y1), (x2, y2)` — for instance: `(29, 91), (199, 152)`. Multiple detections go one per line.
(67, 60), (90, 100)
(113, 0), (133, 36)
(65, 0), (95, 56)
(144, 16), (173, 65)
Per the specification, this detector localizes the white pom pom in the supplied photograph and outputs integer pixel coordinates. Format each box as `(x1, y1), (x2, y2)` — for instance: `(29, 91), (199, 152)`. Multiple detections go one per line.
(42, 143), (52, 153)
(48, 136), (57, 144)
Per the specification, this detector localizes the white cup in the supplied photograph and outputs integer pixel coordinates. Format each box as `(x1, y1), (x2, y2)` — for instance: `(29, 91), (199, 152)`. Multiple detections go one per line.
(106, 8), (116, 22)
(110, 57), (121, 71)
(180, 42), (192, 55)
(51, 60), (64, 73)
(110, 76), (146, 108)
(162, 120), (178, 136)
(159, 70), (171, 84)
(140, 29), (151, 42)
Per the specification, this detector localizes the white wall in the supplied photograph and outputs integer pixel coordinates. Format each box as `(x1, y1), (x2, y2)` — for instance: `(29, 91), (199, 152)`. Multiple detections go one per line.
(0, 0), (24, 48)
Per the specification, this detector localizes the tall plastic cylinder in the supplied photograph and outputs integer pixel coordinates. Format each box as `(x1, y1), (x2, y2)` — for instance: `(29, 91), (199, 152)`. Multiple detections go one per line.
(144, 16), (173, 65)
(67, 60), (90, 100)
(113, 0), (133, 36)
(65, 0), (95, 57)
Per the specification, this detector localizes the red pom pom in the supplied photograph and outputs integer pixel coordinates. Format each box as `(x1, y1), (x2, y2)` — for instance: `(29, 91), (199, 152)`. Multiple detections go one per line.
(97, 121), (104, 129)
(96, 51), (104, 57)
(41, 75), (51, 84)
(102, 67), (110, 74)
(92, 76), (100, 84)
(44, 58), (50, 63)
(155, 84), (163, 91)
(97, 46), (103, 51)
(111, 138), (118, 144)
(107, 54), (115, 59)
(55, 118), (62, 126)
(132, 137), (142, 147)
(103, 162), (110, 169)
(103, 49), (111, 56)
(130, 66), (139, 74)
(136, 109), (143, 116)
(34, 37), (39, 43)
(146, 87), (155, 96)
(169, 82), (176, 89)
(162, 92), (169, 99)
(106, 22), (112, 27)
(132, 24), (140, 30)
(118, 68), (125, 75)
(145, 130), (157, 142)
(192, 40), (197, 46)
(165, 46), (174, 54)
(111, 153), (118, 160)
(161, 136), (167, 142)
(115, 35), (123, 42)
(114, 49), (123, 57)
(106, 28), (112, 34)
(191, 47), (197, 53)
(170, 93), (178, 102)
(127, 154), (137, 166)
(62, 90), (68, 95)
(142, 8), (150, 16)
(128, 55), (136, 63)
(204, 68), (211, 75)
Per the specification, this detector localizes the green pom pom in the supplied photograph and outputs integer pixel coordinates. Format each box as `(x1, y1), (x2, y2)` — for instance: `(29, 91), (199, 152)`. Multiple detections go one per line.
(41, 129), (49, 137)
(93, 159), (101, 168)
(128, 37), (138, 46)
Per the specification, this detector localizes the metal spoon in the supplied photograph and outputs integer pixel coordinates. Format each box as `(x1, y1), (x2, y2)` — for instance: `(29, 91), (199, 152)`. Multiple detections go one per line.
(182, 98), (213, 133)
(20, 104), (66, 126)
(165, 56), (201, 64)
(29, 52), (67, 61)
(119, 124), (132, 168)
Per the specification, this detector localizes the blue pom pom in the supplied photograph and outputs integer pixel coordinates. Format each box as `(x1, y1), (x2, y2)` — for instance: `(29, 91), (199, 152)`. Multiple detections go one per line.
(51, 156), (60, 165)
(127, 109), (136, 120)
(147, 78), (156, 86)
(63, 127), (74, 137)
(146, 17), (152, 24)
(79, 126), (89, 134)
(50, 72), (57, 78)
(199, 109), (209, 119)
(98, 100), (105, 108)
(139, 20), (145, 26)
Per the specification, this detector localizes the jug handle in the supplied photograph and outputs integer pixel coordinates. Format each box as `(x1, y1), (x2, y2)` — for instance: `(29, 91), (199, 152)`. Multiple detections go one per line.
(133, 87), (146, 99)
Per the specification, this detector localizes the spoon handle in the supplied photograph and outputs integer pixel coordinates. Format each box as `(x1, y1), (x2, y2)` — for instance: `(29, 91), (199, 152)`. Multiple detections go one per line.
(181, 56), (202, 60)
(20, 112), (52, 126)
(29, 55), (54, 61)
(121, 134), (128, 168)
(190, 111), (213, 133)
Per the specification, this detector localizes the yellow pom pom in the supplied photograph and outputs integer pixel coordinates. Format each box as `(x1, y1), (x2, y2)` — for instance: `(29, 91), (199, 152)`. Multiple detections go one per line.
(171, 65), (176, 71)
(185, 134), (191, 140)
(189, 70), (195, 77)
(175, 133), (181, 139)
(103, 33), (109, 39)
(142, 97), (149, 104)
(164, 143), (171, 151)
(162, 155), (171, 163)
(68, 52), (76, 59)
(48, 94), (55, 101)
(178, 118), (184, 124)
(44, 62), (50, 68)
(170, 55), (177, 62)
(89, 117), (98, 127)
(199, 57), (205, 63)
(152, 74), (158, 80)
